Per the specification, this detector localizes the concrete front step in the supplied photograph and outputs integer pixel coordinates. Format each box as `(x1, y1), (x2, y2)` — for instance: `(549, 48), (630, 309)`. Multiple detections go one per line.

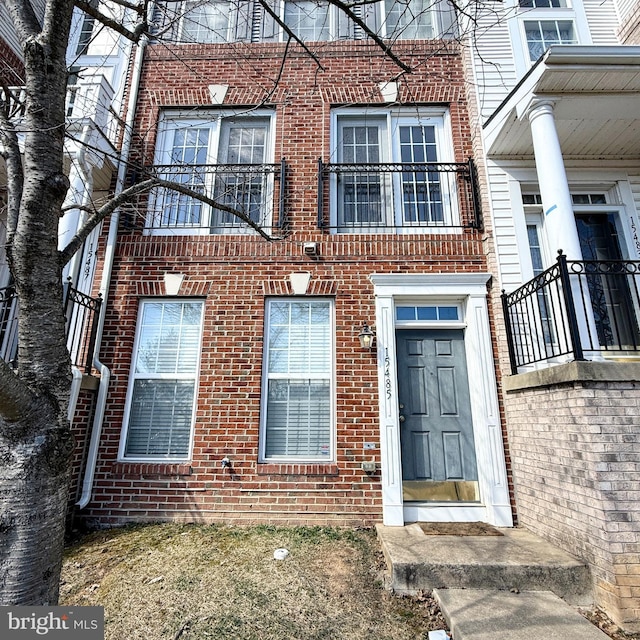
(376, 524), (592, 604)
(434, 589), (610, 640)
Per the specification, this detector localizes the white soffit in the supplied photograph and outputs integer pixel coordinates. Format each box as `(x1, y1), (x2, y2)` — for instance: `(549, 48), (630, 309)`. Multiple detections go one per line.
(484, 46), (640, 160)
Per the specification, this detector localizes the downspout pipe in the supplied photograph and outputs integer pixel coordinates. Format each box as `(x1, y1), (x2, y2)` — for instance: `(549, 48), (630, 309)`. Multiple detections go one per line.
(77, 7), (153, 508)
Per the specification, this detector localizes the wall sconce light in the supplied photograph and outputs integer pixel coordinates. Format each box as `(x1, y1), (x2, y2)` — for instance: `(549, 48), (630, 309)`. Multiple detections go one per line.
(358, 323), (376, 350)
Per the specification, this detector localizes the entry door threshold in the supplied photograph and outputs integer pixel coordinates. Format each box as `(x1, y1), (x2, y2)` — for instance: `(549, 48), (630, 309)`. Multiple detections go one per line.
(403, 503), (488, 524)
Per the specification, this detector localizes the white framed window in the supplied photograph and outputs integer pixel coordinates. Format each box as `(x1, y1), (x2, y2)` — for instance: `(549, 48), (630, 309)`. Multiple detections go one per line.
(180, 0), (233, 42)
(510, 0), (589, 69)
(120, 300), (204, 461)
(519, 0), (567, 7)
(396, 304), (461, 323)
(165, 0), (453, 43)
(523, 19), (577, 60)
(148, 110), (275, 234)
(382, 0), (437, 39)
(283, 0), (331, 41)
(260, 298), (335, 461)
(330, 108), (456, 232)
(75, 13), (96, 55)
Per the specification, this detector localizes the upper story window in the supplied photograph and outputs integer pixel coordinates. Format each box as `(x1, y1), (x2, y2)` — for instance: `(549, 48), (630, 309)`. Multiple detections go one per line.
(181, 0), (232, 42)
(523, 19), (577, 60)
(284, 1), (331, 41)
(512, 0), (588, 66)
(383, 0), (437, 39)
(324, 108), (463, 233)
(75, 14), (96, 55)
(155, 0), (455, 43)
(147, 110), (280, 235)
(519, 0), (566, 7)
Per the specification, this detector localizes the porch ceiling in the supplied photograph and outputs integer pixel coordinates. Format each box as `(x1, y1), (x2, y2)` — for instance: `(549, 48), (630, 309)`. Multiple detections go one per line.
(483, 46), (640, 161)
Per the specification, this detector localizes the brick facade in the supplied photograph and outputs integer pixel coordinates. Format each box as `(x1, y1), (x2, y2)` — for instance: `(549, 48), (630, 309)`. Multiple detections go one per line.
(0, 37), (24, 85)
(72, 39), (506, 527)
(504, 363), (640, 632)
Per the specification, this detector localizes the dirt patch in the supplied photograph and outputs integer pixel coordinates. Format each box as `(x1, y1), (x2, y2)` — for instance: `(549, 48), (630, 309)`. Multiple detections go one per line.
(417, 521), (503, 536)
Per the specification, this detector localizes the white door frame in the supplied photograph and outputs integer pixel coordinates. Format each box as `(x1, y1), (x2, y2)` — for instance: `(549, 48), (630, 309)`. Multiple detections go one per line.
(370, 273), (513, 527)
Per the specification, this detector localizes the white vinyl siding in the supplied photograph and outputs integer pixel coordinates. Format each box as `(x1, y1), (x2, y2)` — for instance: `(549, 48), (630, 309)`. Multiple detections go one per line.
(261, 299), (334, 461)
(582, 0), (620, 44)
(121, 300), (203, 460)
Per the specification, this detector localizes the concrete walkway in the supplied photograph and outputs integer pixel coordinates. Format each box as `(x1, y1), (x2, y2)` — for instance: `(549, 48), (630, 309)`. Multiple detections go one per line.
(435, 589), (610, 640)
(376, 524), (610, 640)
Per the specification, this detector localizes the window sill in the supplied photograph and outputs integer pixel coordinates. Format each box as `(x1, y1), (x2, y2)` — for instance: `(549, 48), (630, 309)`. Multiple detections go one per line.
(257, 463), (339, 477)
(112, 462), (193, 478)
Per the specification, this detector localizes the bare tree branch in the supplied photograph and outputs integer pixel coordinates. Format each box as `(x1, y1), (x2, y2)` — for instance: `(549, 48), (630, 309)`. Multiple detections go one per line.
(81, 0), (146, 15)
(329, 0), (413, 73)
(256, 0), (325, 71)
(59, 173), (278, 265)
(74, 0), (148, 42)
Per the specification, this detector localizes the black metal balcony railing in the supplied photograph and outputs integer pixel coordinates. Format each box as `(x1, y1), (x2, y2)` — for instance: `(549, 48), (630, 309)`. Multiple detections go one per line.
(63, 282), (103, 373)
(0, 283), (102, 373)
(318, 159), (482, 232)
(501, 252), (640, 374)
(138, 160), (287, 234)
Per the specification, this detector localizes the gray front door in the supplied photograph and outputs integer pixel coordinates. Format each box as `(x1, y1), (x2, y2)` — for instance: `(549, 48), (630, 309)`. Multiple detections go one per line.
(396, 329), (478, 496)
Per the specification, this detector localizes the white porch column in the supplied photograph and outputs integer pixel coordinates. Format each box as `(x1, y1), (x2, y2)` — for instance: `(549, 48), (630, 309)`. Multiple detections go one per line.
(528, 100), (582, 260)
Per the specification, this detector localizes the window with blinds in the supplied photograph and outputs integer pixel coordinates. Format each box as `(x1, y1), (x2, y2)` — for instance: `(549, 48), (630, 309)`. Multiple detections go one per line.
(261, 299), (334, 460)
(121, 300), (204, 460)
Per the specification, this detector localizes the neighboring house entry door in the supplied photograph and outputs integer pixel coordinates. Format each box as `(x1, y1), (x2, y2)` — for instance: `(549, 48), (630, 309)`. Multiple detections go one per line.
(576, 213), (640, 349)
(396, 329), (479, 503)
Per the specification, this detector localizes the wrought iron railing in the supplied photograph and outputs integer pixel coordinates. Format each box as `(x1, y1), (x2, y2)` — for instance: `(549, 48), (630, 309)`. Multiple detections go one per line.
(0, 283), (102, 373)
(137, 160), (287, 234)
(318, 159), (482, 232)
(0, 285), (18, 367)
(501, 252), (640, 374)
(64, 282), (103, 373)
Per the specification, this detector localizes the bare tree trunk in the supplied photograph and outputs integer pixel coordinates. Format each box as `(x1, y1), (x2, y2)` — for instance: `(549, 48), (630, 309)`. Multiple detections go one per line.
(0, 0), (75, 606)
(0, 398), (73, 604)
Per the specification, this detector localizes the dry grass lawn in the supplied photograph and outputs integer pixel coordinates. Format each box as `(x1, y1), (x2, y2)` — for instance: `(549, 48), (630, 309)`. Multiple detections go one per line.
(60, 523), (447, 640)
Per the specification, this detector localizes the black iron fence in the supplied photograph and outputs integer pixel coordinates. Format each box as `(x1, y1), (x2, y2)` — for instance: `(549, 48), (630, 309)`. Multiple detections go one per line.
(135, 160), (287, 234)
(318, 159), (482, 232)
(0, 283), (102, 373)
(501, 252), (640, 374)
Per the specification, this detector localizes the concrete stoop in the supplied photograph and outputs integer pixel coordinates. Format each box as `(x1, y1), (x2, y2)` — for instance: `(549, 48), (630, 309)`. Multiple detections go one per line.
(376, 524), (592, 603)
(376, 523), (605, 638)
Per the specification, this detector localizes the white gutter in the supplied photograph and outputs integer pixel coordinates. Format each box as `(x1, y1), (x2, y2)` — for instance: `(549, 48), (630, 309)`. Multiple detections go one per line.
(77, 6), (153, 508)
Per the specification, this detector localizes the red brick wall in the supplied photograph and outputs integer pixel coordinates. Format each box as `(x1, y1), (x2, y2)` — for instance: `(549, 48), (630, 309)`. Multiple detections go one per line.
(0, 37), (24, 85)
(74, 40), (508, 527)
